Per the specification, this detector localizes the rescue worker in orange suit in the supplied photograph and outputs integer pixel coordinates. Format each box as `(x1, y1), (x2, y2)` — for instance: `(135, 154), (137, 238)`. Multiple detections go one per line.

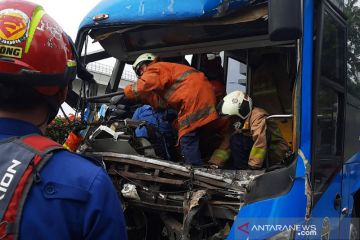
(124, 53), (219, 165)
(209, 91), (289, 169)
(0, 1), (127, 239)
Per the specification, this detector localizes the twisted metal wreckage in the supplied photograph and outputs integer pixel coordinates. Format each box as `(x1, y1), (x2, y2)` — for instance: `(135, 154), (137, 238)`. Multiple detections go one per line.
(94, 151), (263, 239)
(75, 118), (264, 239)
(71, 115), (264, 239)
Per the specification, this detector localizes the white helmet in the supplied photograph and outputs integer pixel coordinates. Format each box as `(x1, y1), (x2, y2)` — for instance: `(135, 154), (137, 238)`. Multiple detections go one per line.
(218, 91), (253, 120)
(132, 53), (157, 76)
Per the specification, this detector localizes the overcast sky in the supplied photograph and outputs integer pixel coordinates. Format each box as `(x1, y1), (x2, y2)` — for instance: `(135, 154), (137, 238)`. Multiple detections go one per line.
(30, 0), (101, 40)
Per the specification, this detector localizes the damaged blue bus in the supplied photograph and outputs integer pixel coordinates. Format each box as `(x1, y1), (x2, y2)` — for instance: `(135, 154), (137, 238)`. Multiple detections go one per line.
(73, 0), (360, 239)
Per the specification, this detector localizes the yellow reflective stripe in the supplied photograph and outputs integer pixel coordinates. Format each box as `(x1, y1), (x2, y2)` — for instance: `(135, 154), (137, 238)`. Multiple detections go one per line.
(25, 6), (46, 53)
(163, 69), (198, 100)
(213, 149), (230, 161)
(249, 146), (266, 160)
(131, 83), (138, 98)
(67, 60), (77, 67)
(179, 105), (216, 129)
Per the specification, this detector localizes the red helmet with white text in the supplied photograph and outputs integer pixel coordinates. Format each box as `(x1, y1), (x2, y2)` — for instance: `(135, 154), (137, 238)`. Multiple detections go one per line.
(0, 0), (77, 96)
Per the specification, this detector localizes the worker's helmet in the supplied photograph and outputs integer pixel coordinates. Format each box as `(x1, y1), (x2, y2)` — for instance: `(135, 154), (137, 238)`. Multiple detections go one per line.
(218, 91), (253, 120)
(0, 0), (77, 95)
(0, 0), (77, 120)
(132, 53), (157, 76)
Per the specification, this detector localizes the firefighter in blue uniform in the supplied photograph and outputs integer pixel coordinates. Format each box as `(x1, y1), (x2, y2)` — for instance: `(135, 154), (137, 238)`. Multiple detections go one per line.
(0, 1), (127, 239)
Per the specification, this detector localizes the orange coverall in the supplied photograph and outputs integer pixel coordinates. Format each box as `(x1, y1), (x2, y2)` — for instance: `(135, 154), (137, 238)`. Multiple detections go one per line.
(124, 61), (219, 142)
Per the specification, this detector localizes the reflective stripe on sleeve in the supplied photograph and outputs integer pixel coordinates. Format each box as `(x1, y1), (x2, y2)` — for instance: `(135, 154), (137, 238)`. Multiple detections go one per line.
(178, 106), (216, 129)
(249, 146), (266, 160)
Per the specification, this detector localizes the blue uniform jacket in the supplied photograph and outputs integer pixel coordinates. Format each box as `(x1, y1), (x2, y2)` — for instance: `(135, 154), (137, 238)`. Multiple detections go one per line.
(132, 105), (174, 138)
(0, 118), (127, 240)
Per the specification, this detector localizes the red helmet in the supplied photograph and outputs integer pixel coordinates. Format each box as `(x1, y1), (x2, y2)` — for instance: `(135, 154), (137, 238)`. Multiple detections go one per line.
(0, 0), (77, 96)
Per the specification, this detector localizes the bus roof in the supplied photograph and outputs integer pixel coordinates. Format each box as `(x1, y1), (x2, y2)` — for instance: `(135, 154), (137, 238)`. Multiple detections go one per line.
(77, 0), (268, 61)
(79, 0), (265, 29)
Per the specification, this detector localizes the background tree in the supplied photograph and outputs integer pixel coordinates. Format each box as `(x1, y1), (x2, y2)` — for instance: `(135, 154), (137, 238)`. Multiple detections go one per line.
(345, 0), (360, 97)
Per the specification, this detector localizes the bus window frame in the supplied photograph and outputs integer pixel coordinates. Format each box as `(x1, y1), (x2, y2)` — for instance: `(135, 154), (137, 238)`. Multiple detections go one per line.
(312, 0), (347, 202)
(105, 60), (125, 93)
(223, 50), (249, 94)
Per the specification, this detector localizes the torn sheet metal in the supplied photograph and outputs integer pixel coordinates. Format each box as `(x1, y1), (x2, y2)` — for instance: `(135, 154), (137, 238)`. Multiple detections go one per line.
(94, 151), (262, 192)
(189, 190), (207, 210)
(102, 150), (249, 238)
(298, 149), (312, 221)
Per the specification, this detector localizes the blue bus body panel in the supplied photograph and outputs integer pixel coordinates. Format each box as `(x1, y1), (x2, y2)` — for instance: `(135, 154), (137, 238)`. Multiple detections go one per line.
(308, 172), (342, 239)
(79, 0), (255, 29)
(344, 153), (360, 198)
(340, 154), (360, 238)
(227, 170), (307, 239)
(300, 0), (314, 166)
(226, 157), (359, 239)
(309, 152), (360, 239)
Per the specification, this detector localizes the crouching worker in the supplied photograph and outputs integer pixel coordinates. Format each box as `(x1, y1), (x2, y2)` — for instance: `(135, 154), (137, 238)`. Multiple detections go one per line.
(124, 53), (219, 166)
(209, 91), (290, 170)
(0, 1), (127, 239)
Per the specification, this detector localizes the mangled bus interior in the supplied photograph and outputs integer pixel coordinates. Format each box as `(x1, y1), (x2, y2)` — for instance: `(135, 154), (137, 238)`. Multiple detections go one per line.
(73, 0), (301, 239)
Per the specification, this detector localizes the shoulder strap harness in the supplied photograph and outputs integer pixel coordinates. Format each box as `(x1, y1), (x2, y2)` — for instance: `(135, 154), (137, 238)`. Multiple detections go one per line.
(0, 134), (63, 240)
